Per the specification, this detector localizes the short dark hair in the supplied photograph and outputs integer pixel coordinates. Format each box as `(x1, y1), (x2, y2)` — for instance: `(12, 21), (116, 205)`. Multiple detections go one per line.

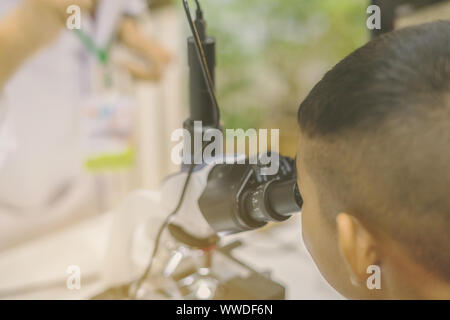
(297, 21), (450, 280)
(298, 21), (450, 137)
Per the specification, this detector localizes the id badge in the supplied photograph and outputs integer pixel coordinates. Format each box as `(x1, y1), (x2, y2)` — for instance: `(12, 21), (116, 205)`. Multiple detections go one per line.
(83, 91), (136, 172)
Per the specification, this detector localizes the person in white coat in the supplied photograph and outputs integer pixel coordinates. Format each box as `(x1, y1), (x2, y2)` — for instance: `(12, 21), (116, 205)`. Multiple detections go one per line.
(0, 0), (171, 248)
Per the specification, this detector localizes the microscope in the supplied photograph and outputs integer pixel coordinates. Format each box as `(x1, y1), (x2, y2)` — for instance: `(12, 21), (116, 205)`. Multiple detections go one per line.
(175, 0), (302, 239)
(94, 0), (303, 300)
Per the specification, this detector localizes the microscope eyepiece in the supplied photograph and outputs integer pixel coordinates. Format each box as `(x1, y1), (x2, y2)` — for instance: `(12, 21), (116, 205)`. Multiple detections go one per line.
(243, 179), (302, 224)
(199, 155), (303, 235)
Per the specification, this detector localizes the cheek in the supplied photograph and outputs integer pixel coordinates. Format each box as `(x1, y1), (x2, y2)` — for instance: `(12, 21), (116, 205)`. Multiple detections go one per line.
(301, 197), (340, 275)
(301, 201), (357, 298)
(301, 202), (322, 262)
(300, 207), (310, 250)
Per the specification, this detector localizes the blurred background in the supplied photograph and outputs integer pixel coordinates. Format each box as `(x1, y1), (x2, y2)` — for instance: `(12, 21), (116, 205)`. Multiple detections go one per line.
(1, 0), (373, 248)
(0, 0), (448, 299)
(206, 0), (368, 156)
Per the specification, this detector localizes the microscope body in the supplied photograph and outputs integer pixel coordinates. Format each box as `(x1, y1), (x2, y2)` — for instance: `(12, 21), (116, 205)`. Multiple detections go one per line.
(161, 152), (300, 243)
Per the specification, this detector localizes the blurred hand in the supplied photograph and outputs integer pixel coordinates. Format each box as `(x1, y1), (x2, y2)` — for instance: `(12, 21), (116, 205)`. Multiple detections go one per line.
(0, 0), (99, 89)
(118, 18), (173, 82)
(27, 1), (172, 82)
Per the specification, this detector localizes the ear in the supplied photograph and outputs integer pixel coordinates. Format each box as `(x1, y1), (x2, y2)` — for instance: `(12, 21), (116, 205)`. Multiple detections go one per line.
(336, 213), (379, 282)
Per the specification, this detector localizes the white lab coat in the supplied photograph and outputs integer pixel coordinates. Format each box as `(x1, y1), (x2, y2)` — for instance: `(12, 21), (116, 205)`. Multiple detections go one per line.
(0, 0), (145, 246)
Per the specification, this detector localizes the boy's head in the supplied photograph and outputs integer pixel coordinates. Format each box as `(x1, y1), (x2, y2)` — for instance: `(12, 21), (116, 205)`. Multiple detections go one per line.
(296, 21), (450, 299)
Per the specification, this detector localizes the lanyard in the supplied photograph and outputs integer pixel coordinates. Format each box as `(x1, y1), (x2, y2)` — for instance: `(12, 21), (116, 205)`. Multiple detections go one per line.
(73, 29), (111, 65)
(73, 29), (114, 87)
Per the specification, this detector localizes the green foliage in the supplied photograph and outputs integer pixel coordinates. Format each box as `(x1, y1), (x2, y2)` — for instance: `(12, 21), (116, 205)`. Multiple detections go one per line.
(197, 0), (368, 128)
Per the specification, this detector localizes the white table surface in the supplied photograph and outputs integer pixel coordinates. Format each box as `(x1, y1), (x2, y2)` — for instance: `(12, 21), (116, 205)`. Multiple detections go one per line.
(0, 211), (342, 300)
